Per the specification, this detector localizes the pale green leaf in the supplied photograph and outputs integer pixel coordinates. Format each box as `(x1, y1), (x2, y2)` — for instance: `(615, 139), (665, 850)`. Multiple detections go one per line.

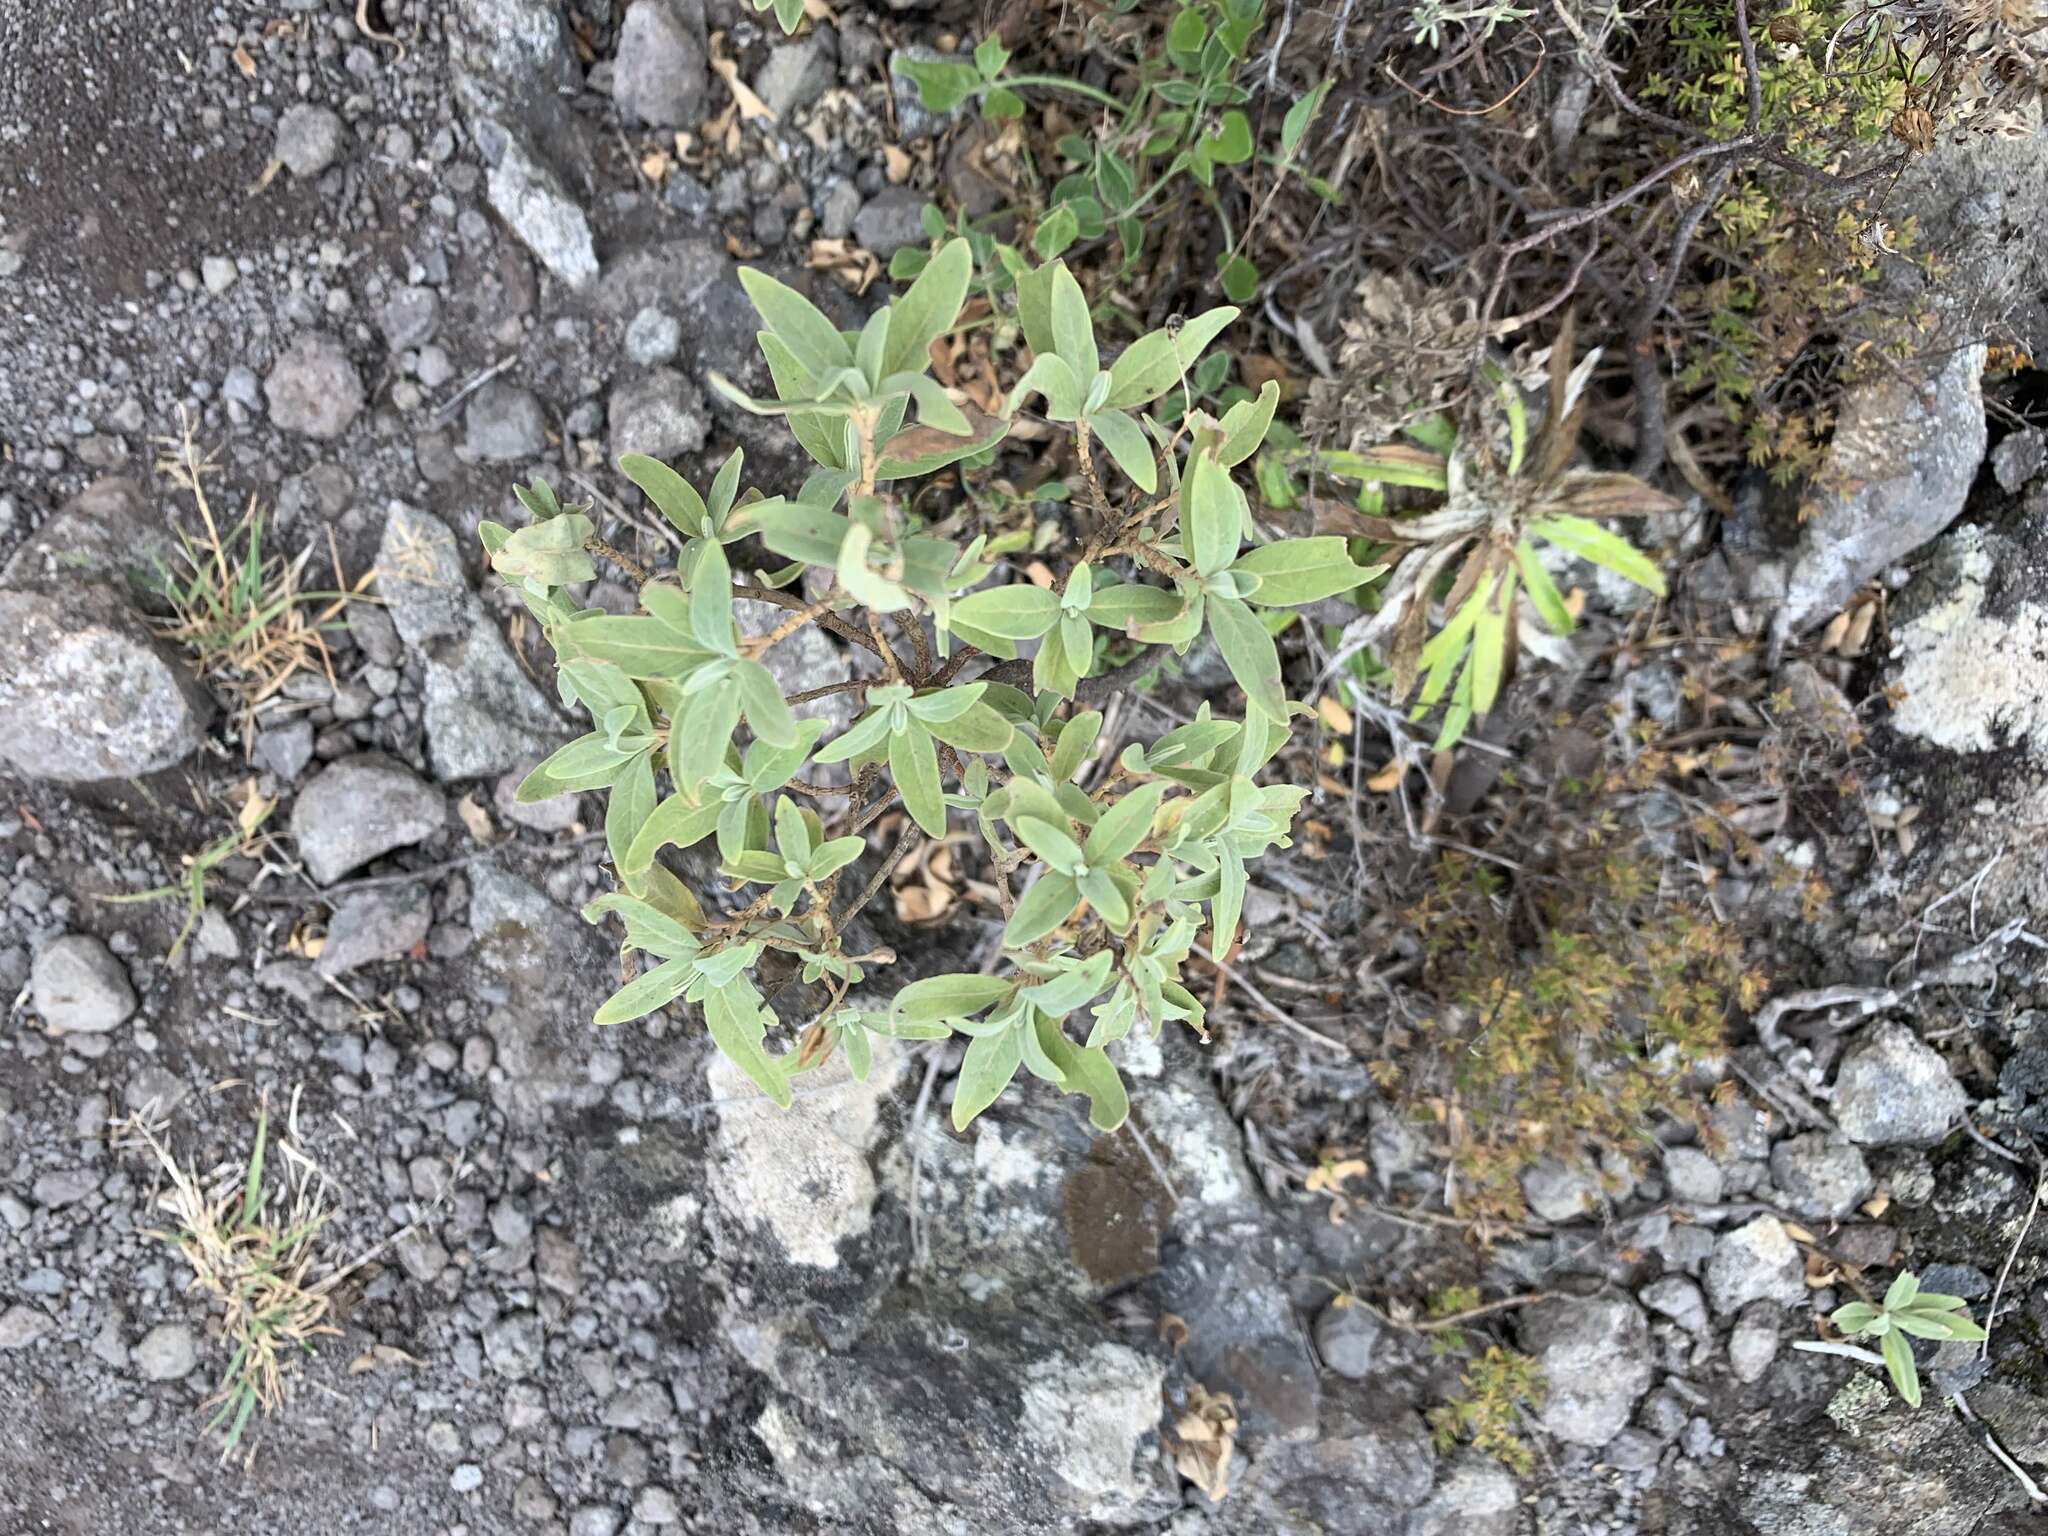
(1207, 594), (1286, 722)
(1089, 408), (1156, 492)
(951, 1025), (1023, 1130)
(891, 723), (947, 837)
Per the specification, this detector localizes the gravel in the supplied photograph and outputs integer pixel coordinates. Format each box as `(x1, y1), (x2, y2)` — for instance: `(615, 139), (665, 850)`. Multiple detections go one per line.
(290, 756), (446, 885)
(1311, 1302), (1381, 1379)
(0, 586), (212, 782)
(1518, 1295), (1653, 1447)
(624, 305), (682, 367)
(607, 368), (708, 464)
(1705, 1216), (1809, 1316)
(852, 186), (930, 258)
(317, 888), (434, 977)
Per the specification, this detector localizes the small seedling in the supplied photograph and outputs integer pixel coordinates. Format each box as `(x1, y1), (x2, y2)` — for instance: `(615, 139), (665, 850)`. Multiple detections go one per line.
(1325, 315), (1673, 748)
(100, 787), (275, 961)
(1793, 1270), (1987, 1408)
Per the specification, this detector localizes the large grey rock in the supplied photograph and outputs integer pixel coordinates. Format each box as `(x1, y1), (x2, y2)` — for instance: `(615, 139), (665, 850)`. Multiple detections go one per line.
(380, 285), (441, 351)
(30, 935), (137, 1034)
(1889, 523), (2048, 757)
(613, 0), (710, 128)
(607, 368), (708, 464)
(264, 333), (364, 439)
(1834, 1023), (1967, 1147)
(317, 887), (433, 977)
(487, 137), (599, 290)
(483, 1310), (544, 1379)
(0, 585), (211, 782)
(464, 381), (548, 462)
(0, 1306), (53, 1351)
(1, 476), (178, 595)
(1236, 1395), (1436, 1532)
(1770, 1132), (1873, 1219)
(1521, 1157), (1600, 1223)
(1518, 1295), (1652, 1446)
(376, 505), (566, 780)
(1705, 1215), (1808, 1316)
(1312, 1301), (1382, 1379)
(749, 1305), (1177, 1532)
(291, 755), (445, 885)
(706, 1036), (901, 1270)
(468, 866), (614, 1108)
(1777, 341), (1986, 638)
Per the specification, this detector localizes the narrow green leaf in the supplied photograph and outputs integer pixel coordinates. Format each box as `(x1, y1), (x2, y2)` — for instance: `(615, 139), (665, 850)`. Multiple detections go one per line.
(593, 956), (694, 1026)
(1048, 261), (1099, 379)
(1515, 537), (1574, 633)
(690, 540), (737, 654)
(1230, 537), (1374, 606)
(704, 984), (793, 1109)
(1104, 306), (1238, 409)
(1881, 1326), (1921, 1407)
(1005, 871), (1080, 945)
(734, 658), (798, 748)
(1016, 815), (1086, 875)
(891, 723), (947, 837)
(1217, 380), (1279, 466)
(1529, 514), (1667, 596)
(1207, 594), (1286, 722)
(605, 750), (657, 872)
(1183, 446), (1243, 577)
(922, 701), (1016, 753)
(952, 582), (1060, 639)
(619, 453), (708, 535)
(739, 267), (853, 377)
(951, 1026), (1024, 1130)
(518, 733), (632, 800)
(1089, 408), (1157, 492)
(894, 972), (1014, 1023)
(622, 794), (723, 877)
(883, 237), (971, 378)
(1084, 781), (1166, 864)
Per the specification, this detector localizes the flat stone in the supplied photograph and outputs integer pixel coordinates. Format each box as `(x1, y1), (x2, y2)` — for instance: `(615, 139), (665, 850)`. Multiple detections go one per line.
(134, 1323), (198, 1381)
(291, 755), (445, 885)
(1519, 1295), (1653, 1447)
(317, 887), (433, 976)
(275, 104), (346, 177)
(613, 0), (710, 128)
(1770, 1132), (1874, 1219)
(265, 333), (365, 439)
(30, 935), (136, 1034)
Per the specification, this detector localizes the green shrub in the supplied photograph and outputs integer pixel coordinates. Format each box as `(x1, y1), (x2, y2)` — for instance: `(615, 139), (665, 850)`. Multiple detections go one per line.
(482, 242), (1377, 1127)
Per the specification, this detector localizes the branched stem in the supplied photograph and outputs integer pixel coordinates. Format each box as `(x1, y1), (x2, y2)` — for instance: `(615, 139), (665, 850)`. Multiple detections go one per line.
(586, 535), (653, 584)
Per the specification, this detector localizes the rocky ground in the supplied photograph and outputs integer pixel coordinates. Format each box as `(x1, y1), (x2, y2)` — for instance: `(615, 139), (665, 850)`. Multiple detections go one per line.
(3, 3), (2048, 1535)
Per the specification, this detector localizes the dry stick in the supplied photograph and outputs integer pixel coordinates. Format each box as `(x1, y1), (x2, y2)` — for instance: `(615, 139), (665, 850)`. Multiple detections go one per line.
(832, 820), (921, 936)
(1193, 942), (1352, 1056)
(1983, 1140), (2044, 1360)
(723, 583), (878, 657)
(744, 591), (841, 657)
(586, 535), (652, 584)
(784, 678), (871, 707)
(1630, 159), (1737, 479)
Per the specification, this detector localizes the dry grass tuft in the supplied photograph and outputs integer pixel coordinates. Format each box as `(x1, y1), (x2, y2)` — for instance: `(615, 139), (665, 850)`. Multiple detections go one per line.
(150, 409), (374, 745)
(138, 1104), (345, 1459)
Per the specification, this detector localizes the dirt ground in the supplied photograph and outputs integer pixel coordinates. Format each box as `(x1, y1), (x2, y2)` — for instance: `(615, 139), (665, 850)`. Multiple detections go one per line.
(5, 4), (2048, 1536)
